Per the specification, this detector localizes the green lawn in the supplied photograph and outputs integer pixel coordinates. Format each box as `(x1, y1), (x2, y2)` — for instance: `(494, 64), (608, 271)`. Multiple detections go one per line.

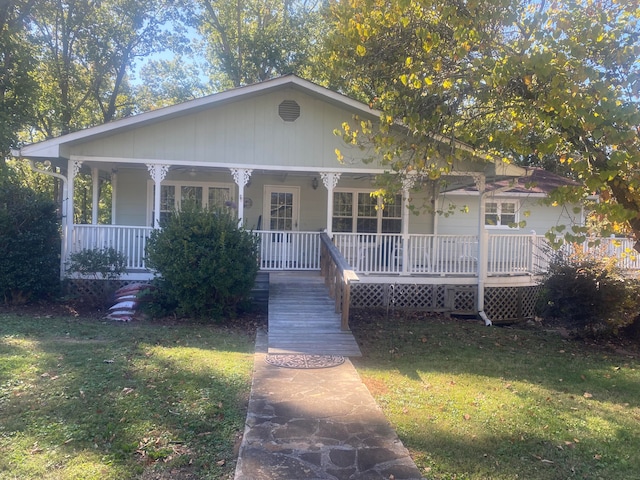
(0, 313), (256, 480)
(351, 311), (640, 480)
(3, 309), (639, 480)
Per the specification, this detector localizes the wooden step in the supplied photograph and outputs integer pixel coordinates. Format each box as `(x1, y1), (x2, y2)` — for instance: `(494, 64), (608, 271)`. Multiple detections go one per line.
(267, 272), (361, 357)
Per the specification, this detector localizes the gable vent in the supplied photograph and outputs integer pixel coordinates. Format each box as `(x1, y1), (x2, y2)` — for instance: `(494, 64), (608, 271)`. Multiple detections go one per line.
(278, 100), (300, 122)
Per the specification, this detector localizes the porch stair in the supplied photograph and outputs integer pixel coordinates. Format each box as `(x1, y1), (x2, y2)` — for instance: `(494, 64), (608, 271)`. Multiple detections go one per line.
(267, 272), (362, 357)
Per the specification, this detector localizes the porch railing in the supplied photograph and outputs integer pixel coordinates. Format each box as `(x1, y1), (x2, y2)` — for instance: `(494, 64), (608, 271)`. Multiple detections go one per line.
(333, 233), (547, 276)
(574, 236), (640, 270)
(254, 230), (321, 270)
(319, 233), (359, 330)
(71, 225), (153, 270)
(69, 224), (638, 277)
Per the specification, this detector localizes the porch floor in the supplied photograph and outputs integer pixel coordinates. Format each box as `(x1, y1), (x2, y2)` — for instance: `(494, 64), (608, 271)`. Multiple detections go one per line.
(267, 272), (362, 357)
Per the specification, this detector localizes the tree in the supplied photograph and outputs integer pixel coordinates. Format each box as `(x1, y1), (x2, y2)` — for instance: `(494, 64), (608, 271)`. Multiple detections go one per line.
(27, 0), (183, 139)
(0, 0), (38, 163)
(135, 57), (210, 111)
(0, 176), (60, 304)
(195, 0), (325, 88)
(324, 0), (640, 248)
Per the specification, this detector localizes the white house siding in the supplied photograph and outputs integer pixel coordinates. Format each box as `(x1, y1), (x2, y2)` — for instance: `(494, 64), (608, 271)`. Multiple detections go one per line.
(116, 168), (149, 226)
(436, 193), (582, 236)
(67, 88), (377, 170)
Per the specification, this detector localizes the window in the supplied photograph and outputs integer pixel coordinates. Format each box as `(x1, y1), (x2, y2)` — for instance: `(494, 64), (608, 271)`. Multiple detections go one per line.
(151, 181), (234, 225)
(485, 200), (518, 228)
(332, 191), (402, 234)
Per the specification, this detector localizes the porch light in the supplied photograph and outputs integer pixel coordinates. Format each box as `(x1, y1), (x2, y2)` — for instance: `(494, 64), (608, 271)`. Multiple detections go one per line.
(312, 177), (319, 190)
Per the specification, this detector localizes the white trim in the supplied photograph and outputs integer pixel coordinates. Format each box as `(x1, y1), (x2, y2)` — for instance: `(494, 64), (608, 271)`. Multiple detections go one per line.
(70, 155), (389, 175)
(484, 199), (520, 229)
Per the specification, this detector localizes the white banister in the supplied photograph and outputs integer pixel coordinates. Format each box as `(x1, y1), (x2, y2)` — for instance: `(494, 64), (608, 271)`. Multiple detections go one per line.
(71, 225), (153, 270)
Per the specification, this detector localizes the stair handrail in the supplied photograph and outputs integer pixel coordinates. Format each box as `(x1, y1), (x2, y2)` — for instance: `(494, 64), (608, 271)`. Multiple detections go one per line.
(319, 232), (359, 330)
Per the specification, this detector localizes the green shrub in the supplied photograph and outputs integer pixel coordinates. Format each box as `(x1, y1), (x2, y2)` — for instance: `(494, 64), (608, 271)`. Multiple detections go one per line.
(144, 203), (260, 321)
(0, 180), (60, 304)
(537, 244), (640, 336)
(66, 247), (127, 280)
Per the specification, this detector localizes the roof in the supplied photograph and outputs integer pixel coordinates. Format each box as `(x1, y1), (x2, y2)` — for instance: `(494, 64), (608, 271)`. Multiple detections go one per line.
(12, 75), (527, 179)
(446, 167), (579, 196)
(14, 75), (382, 159)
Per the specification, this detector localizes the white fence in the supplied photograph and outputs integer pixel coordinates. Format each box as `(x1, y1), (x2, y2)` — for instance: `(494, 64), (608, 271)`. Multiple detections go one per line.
(71, 225), (153, 270)
(562, 236), (640, 270)
(254, 230), (321, 270)
(69, 225), (639, 276)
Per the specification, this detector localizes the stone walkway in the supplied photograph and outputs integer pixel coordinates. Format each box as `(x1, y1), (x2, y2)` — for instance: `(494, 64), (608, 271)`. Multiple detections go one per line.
(234, 329), (425, 479)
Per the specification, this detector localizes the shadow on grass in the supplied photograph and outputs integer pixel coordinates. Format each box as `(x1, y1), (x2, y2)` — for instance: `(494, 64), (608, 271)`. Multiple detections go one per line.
(350, 310), (640, 479)
(352, 310), (640, 407)
(0, 314), (256, 480)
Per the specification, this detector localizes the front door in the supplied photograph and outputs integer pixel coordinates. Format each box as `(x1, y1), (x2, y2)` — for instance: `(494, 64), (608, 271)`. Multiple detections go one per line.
(263, 186), (300, 268)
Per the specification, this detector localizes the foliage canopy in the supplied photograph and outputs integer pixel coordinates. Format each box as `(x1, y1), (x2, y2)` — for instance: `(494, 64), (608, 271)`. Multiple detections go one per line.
(325, 0), (640, 246)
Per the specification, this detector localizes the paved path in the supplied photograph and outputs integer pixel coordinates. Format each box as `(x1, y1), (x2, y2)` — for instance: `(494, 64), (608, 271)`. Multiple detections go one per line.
(234, 329), (425, 479)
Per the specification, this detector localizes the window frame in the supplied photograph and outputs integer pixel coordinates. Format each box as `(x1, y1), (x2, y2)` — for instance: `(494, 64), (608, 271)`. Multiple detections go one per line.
(484, 199), (519, 229)
(332, 189), (403, 234)
(147, 180), (236, 226)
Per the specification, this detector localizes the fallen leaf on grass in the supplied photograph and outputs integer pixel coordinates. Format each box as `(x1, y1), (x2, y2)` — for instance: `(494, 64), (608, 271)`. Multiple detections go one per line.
(463, 413), (471, 421)
(583, 392), (593, 398)
(216, 459), (226, 466)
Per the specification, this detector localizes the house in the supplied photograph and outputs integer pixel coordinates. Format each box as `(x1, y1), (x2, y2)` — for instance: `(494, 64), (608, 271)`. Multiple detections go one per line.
(12, 75), (593, 323)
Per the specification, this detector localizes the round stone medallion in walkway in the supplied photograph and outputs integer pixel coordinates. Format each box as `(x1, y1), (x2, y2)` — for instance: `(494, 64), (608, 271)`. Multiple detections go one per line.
(265, 354), (345, 369)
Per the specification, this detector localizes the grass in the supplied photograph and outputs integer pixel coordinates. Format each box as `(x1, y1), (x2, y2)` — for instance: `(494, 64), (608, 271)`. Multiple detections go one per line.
(3, 308), (640, 480)
(0, 312), (256, 480)
(350, 311), (640, 480)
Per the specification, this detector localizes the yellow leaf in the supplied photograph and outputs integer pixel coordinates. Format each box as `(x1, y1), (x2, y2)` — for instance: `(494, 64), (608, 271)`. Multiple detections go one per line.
(356, 44), (366, 56)
(443, 79), (453, 89)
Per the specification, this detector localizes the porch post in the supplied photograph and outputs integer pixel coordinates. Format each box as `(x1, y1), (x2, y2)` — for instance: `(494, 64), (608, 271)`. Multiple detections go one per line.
(111, 169), (117, 225)
(67, 160), (82, 269)
(91, 167), (99, 224)
(146, 164), (170, 228)
(320, 172), (341, 238)
(474, 173), (492, 325)
(230, 168), (253, 226)
(401, 173), (417, 275)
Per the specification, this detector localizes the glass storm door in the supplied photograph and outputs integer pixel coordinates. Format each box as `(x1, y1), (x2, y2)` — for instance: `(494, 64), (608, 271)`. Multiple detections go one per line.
(264, 187), (300, 268)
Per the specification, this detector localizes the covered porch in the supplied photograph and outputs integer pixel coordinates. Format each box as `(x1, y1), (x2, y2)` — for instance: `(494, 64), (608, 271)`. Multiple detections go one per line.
(70, 225), (554, 280)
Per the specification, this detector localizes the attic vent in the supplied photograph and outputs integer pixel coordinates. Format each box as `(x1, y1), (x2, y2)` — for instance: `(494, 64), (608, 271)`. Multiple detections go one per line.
(278, 100), (300, 122)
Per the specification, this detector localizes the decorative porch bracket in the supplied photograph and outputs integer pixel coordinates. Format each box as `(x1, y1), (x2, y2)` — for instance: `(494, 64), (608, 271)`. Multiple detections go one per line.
(146, 164), (170, 228)
(230, 168), (253, 226)
(320, 172), (341, 237)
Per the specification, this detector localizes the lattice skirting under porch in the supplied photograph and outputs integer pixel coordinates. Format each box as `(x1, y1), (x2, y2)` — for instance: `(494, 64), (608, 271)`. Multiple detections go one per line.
(65, 279), (138, 305)
(350, 283), (542, 323)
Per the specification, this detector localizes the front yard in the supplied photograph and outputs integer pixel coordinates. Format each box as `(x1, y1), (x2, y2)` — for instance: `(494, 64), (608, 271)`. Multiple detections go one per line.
(0, 309), (259, 480)
(1, 306), (639, 479)
(351, 311), (640, 480)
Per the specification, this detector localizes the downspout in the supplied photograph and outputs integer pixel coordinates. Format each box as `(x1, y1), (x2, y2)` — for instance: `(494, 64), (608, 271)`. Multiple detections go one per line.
(475, 168), (535, 326)
(474, 174), (492, 326)
(19, 154), (70, 281)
